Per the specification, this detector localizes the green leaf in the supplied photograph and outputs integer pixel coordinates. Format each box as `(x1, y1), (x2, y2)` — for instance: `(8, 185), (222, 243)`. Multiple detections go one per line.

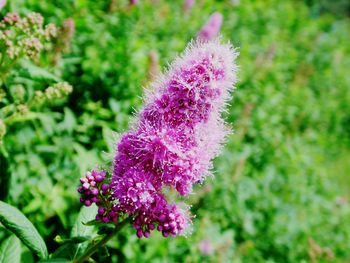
(82, 219), (104, 226)
(71, 205), (97, 259)
(97, 225), (115, 235)
(70, 236), (90, 244)
(37, 259), (70, 263)
(102, 126), (119, 154)
(0, 201), (48, 259)
(71, 205), (97, 237)
(19, 60), (60, 82)
(51, 244), (77, 260)
(0, 235), (21, 263)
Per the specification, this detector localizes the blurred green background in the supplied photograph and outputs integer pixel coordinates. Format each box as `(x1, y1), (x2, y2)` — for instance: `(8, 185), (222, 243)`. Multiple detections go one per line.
(1, 0), (350, 262)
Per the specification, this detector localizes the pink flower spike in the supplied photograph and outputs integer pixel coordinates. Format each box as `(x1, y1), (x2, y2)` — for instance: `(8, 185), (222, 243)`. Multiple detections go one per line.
(109, 39), (238, 238)
(197, 12), (223, 41)
(0, 0), (6, 10)
(78, 39), (238, 239)
(199, 239), (214, 255)
(183, 0), (195, 14)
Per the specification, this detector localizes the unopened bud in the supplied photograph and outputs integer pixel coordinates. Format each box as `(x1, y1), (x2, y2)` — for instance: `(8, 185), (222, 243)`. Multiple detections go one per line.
(17, 104), (28, 115)
(0, 119), (6, 142)
(11, 84), (25, 102)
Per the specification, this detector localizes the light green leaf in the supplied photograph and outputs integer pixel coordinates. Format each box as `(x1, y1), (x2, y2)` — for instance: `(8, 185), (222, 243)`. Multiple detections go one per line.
(71, 205), (97, 259)
(102, 125), (117, 154)
(20, 60), (60, 82)
(0, 201), (48, 259)
(0, 235), (21, 263)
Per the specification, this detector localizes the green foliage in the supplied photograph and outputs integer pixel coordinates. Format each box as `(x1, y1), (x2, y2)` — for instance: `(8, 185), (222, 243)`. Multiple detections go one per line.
(0, 235), (21, 263)
(0, 0), (350, 262)
(38, 259), (70, 263)
(70, 205), (97, 260)
(0, 201), (48, 259)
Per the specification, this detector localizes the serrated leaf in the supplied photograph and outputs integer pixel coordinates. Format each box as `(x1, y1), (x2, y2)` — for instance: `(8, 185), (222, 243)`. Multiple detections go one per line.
(0, 235), (21, 263)
(71, 205), (97, 259)
(0, 201), (48, 259)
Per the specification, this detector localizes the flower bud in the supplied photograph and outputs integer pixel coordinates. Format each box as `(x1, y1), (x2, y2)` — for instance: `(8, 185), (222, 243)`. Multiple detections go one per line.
(11, 84), (25, 102)
(0, 119), (6, 142)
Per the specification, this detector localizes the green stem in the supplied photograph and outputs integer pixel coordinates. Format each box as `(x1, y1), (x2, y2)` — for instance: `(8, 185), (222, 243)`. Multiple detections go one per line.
(73, 217), (130, 263)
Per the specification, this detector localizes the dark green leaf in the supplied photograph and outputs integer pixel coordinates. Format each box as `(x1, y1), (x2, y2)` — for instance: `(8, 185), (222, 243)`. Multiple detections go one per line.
(70, 236), (90, 244)
(0, 152), (10, 200)
(0, 201), (48, 259)
(37, 259), (70, 263)
(51, 243), (77, 260)
(81, 219), (101, 226)
(97, 225), (115, 235)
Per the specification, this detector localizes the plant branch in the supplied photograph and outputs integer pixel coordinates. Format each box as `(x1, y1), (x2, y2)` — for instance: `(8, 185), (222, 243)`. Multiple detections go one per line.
(73, 217), (130, 263)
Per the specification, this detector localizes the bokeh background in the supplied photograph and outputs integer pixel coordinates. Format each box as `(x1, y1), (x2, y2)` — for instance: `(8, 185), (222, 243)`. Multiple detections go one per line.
(1, 0), (350, 262)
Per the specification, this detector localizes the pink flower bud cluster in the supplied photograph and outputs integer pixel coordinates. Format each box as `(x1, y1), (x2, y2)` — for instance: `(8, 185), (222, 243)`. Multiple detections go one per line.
(52, 18), (75, 64)
(78, 170), (106, 206)
(0, 0), (6, 10)
(183, 0), (195, 14)
(129, 0), (138, 6)
(197, 12), (223, 41)
(78, 170), (119, 223)
(31, 82), (73, 107)
(0, 12), (57, 60)
(61, 19), (75, 49)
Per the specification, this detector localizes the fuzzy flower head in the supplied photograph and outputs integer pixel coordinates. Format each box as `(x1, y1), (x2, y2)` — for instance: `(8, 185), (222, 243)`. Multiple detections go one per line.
(126, 39), (237, 194)
(78, 39), (238, 238)
(112, 39), (237, 235)
(197, 12), (223, 41)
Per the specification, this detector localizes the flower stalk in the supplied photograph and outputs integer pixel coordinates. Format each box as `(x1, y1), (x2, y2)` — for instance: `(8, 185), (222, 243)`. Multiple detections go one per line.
(74, 217), (130, 263)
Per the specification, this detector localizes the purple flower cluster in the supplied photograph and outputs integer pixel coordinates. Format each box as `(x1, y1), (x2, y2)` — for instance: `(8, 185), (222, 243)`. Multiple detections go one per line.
(110, 39), (237, 237)
(78, 39), (237, 238)
(78, 170), (118, 223)
(78, 170), (106, 206)
(197, 12), (223, 41)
